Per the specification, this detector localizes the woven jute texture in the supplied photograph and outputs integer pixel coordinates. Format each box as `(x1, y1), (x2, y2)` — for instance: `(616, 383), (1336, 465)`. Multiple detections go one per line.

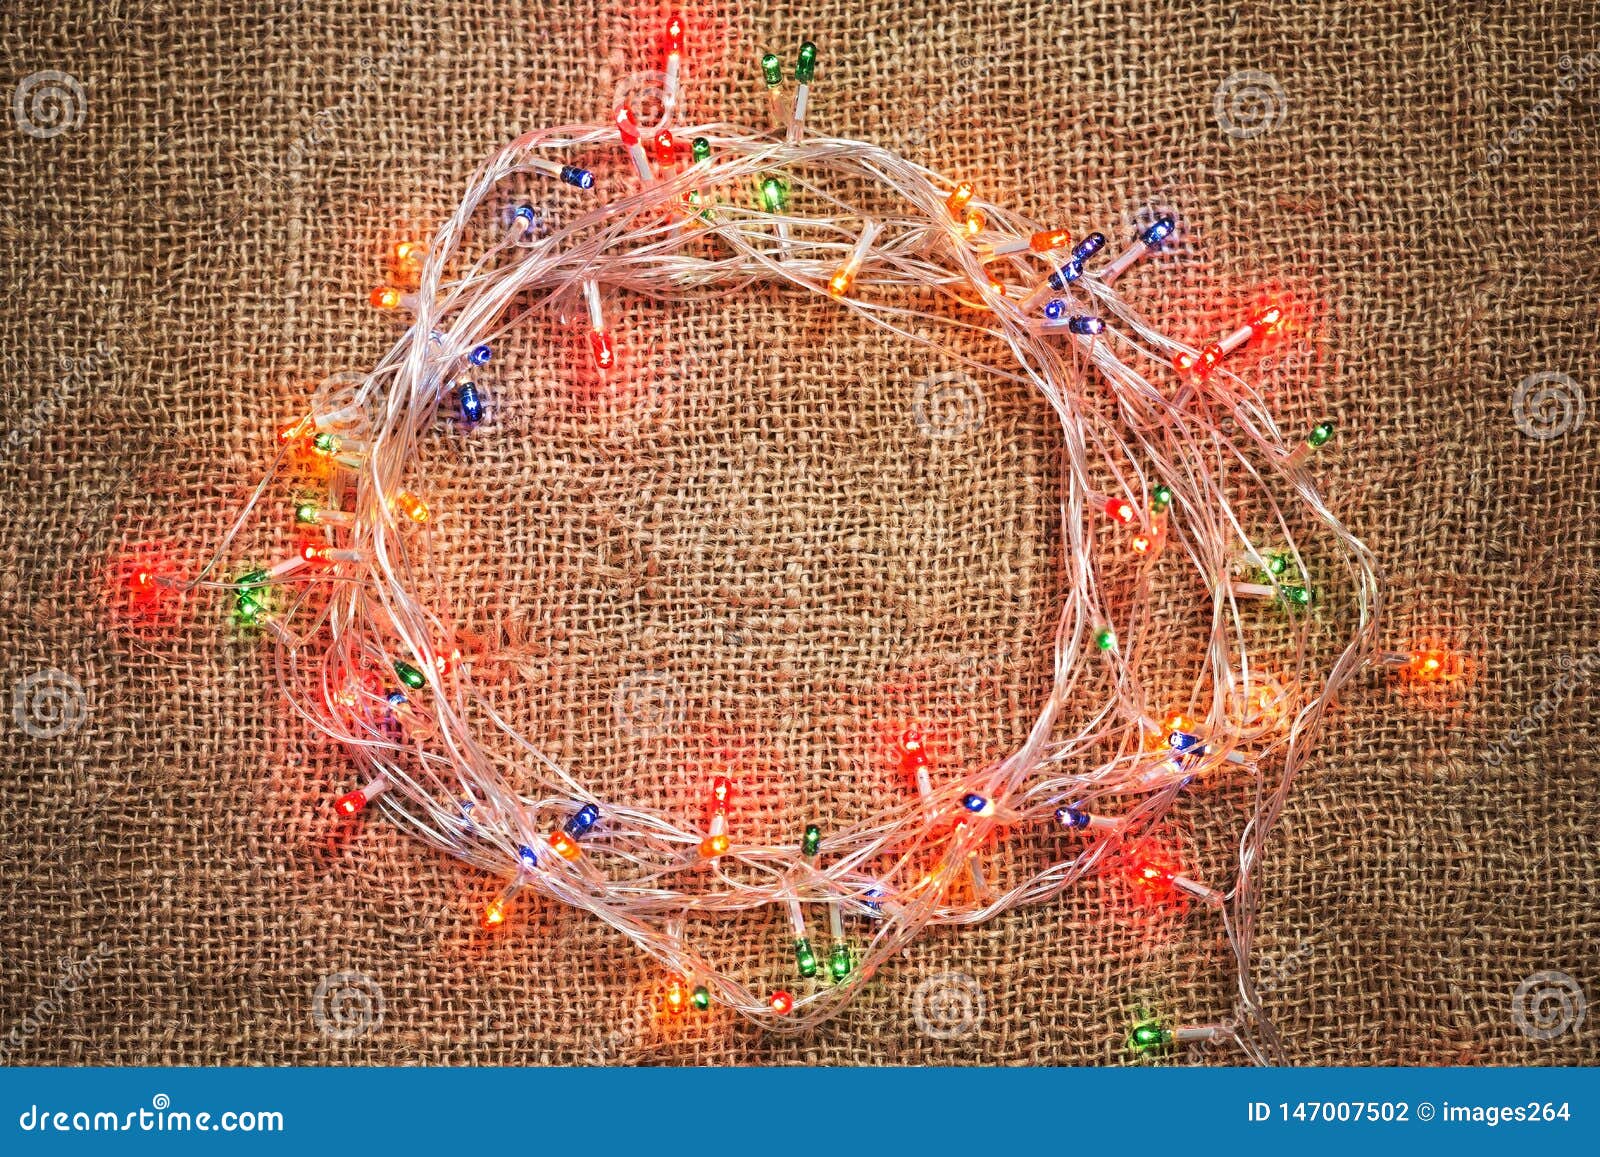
(2, 0), (1597, 1065)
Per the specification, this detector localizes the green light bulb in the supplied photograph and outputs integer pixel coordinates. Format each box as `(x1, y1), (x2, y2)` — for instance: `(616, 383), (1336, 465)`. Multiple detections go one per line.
(1280, 585), (1311, 607)
(828, 942), (851, 981)
(1266, 552), (1290, 576)
(760, 175), (787, 213)
(1094, 627), (1116, 651)
(234, 569), (269, 625)
(295, 502), (319, 525)
(1151, 484), (1173, 514)
(691, 985), (710, 1010)
(312, 431), (338, 455)
(393, 659), (425, 689)
(691, 136), (710, 163)
(1130, 1019), (1172, 1053)
(1307, 420), (1335, 448)
(802, 824), (821, 857)
(795, 41), (817, 84)
(760, 53), (782, 88)
(795, 936), (817, 978)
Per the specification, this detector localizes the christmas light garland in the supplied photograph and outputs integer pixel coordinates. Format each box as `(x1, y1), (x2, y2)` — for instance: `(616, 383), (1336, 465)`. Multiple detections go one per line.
(183, 21), (1439, 1057)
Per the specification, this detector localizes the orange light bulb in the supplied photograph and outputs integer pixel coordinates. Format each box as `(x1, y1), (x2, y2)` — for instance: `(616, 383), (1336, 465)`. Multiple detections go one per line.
(482, 897), (506, 929)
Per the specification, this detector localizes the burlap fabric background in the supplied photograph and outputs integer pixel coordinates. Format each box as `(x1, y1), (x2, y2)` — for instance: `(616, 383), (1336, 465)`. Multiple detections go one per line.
(2, 0), (1596, 1065)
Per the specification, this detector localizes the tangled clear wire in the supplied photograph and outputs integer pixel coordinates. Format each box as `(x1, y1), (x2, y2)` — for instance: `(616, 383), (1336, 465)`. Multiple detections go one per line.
(203, 87), (1380, 1057)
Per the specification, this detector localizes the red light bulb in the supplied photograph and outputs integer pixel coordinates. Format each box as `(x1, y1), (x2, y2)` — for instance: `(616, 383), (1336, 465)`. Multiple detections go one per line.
(770, 990), (795, 1015)
(588, 329), (615, 370)
(1105, 497), (1136, 525)
(615, 105), (640, 146)
(665, 13), (685, 57)
(369, 286), (402, 310)
(1248, 304), (1284, 337)
(334, 789), (366, 817)
(654, 128), (676, 163)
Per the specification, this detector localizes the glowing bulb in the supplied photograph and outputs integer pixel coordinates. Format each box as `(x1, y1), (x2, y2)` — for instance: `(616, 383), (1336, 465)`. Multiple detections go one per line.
(691, 985), (710, 1010)
(393, 660), (425, 690)
(369, 286), (402, 309)
(964, 209), (985, 236)
(391, 240), (425, 271)
(393, 490), (430, 523)
(1308, 420), (1335, 447)
(795, 937), (818, 978)
(802, 823), (821, 858)
(1151, 484), (1173, 514)
(828, 942), (852, 981)
(691, 136), (711, 163)
(761, 53), (783, 88)
(946, 182), (974, 218)
(665, 12), (685, 57)
(1248, 304), (1284, 337)
(588, 329), (615, 370)
(1105, 497), (1136, 525)
(614, 105), (640, 146)
(1030, 229), (1072, 252)
(665, 973), (689, 1015)
(654, 128), (676, 163)
(549, 831), (580, 860)
(1094, 627), (1116, 651)
(482, 896), (507, 928)
(468, 344), (492, 366)
(333, 776), (388, 817)
(699, 833), (730, 858)
(1055, 805), (1089, 829)
(1129, 1018), (1172, 1053)
(770, 990), (795, 1015)
(1068, 316), (1104, 336)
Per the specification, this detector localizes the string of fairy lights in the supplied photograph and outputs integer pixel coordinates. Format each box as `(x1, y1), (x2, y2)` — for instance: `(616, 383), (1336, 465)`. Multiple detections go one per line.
(171, 17), (1456, 1057)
